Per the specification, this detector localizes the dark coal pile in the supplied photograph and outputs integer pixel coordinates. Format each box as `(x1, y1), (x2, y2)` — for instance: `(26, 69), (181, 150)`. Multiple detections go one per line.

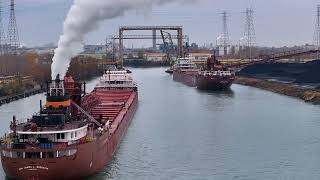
(238, 60), (320, 85)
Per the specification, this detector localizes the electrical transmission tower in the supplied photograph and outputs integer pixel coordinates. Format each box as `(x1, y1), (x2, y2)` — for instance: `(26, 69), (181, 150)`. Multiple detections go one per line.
(221, 11), (230, 56)
(7, 0), (19, 55)
(244, 8), (256, 59)
(0, 0), (5, 55)
(314, 5), (320, 48)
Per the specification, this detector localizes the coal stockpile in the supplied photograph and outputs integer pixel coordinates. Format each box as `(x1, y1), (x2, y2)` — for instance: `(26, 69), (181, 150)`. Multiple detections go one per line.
(238, 60), (320, 87)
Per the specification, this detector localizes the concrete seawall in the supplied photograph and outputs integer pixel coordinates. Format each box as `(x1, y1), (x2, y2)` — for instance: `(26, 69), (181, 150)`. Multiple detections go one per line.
(0, 87), (45, 106)
(235, 76), (320, 104)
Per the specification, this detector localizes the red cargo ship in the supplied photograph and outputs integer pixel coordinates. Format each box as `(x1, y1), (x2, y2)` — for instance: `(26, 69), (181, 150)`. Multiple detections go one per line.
(173, 58), (199, 87)
(0, 69), (138, 179)
(196, 54), (235, 90)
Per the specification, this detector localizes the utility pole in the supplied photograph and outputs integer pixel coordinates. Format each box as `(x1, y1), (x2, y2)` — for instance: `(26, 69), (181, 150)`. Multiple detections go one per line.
(244, 8), (256, 60)
(7, 0), (19, 55)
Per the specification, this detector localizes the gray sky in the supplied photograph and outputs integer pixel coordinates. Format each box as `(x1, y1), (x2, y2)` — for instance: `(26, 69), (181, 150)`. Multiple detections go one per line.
(12, 0), (320, 47)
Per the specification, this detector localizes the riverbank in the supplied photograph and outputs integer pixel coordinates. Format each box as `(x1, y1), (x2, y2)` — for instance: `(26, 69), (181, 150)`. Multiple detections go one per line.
(0, 86), (45, 106)
(0, 73), (102, 106)
(235, 76), (320, 104)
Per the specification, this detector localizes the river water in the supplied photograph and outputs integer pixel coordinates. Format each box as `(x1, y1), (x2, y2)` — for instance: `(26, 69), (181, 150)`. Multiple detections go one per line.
(1, 67), (320, 180)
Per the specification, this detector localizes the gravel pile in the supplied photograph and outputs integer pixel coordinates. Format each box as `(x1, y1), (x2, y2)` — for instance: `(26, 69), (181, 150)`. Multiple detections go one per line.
(238, 60), (320, 85)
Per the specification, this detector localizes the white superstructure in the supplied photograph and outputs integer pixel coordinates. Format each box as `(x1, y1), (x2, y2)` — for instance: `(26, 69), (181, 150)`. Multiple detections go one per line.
(173, 57), (197, 69)
(95, 70), (137, 89)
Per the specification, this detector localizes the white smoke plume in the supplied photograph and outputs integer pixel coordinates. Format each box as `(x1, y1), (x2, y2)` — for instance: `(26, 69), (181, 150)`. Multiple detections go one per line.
(51, 0), (190, 79)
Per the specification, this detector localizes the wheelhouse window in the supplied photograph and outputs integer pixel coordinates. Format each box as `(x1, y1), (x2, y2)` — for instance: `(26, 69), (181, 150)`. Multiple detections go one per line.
(57, 133), (65, 140)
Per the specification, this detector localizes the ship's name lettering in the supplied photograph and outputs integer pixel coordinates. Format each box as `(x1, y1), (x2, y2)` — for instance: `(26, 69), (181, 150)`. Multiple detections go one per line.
(18, 166), (49, 171)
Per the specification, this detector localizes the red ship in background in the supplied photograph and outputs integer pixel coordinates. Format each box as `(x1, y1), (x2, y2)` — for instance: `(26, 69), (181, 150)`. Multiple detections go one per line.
(196, 52), (235, 90)
(172, 57), (199, 87)
(0, 67), (138, 180)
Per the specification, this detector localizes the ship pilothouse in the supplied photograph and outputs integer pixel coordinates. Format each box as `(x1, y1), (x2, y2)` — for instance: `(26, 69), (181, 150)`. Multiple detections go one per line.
(198, 54), (235, 78)
(95, 69), (137, 90)
(173, 57), (198, 71)
(172, 57), (199, 87)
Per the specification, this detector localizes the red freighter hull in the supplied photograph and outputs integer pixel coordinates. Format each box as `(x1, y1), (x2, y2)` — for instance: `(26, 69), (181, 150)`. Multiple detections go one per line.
(196, 75), (234, 90)
(1, 90), (138, 180)
(173, 70), (198, 87)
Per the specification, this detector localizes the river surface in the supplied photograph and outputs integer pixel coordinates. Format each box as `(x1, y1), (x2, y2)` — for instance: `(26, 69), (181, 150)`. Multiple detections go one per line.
(1, 67), (320, 180)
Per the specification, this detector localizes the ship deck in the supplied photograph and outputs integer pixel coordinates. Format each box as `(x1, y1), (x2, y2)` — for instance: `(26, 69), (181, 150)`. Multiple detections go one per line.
(15, 120), (87, 133)
(12, 90), (136, 134)
(91, 90), (136, 127)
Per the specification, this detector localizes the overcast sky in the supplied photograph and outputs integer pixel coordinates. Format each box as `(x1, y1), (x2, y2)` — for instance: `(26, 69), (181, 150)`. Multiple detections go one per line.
(10, 0), (320, 47)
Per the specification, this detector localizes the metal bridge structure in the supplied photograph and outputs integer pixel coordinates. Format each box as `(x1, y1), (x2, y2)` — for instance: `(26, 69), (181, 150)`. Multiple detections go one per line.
(109, 34), (186, 40)
(113, 26), (185, 67)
